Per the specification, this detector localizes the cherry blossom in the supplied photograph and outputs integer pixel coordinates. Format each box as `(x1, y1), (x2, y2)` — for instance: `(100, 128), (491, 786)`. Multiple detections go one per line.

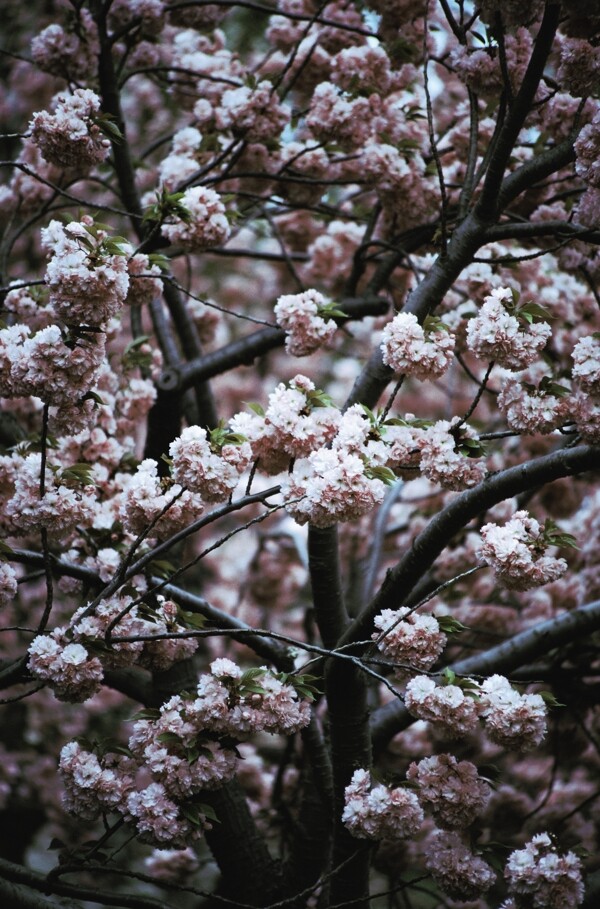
(466, 287), (552, 369)
(29, 89), (111, 169)
(479, 511), (569, 590)
(161, 186), (231, 251)
(381, 312), (455, 380)
(274, 289), (338, 357)
(505, 833), (585, 908)
(342, 769), (424, 841)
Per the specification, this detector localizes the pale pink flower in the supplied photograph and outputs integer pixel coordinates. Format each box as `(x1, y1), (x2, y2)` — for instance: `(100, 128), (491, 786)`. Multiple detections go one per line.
(125, 253), (162, 307)
(573, 390), (600, 441)
(404, 676), (480, 739)
(466, 287), (551, 369)
(43, 218), (130, 325)
(306, 82), (373, 148)
(425, 832), (496, 900)
(274, 289), (338, 357)
(407, 754), (490, 829)
(0, 562), (18, 606)
(420, 419), (487, 491)
(169, 425), (252, 502)
(31, 12), (99, 81)
(120, 459), (205, 538)
(281, 447), (386, 527)
(381, 312), (455, 380)
(216, 81), (290, 142)
(497, 373), (571, 434)
(572, 335), (600, 393)
(342, 769), (424, 841)
(29, 89), (111, 169)
(575, 111), (600, 187)
(144, 847), (199, 882)
(28, 631), (104, 702)
(161, 186), (230, 250)
(478, 675), (547, 751)
(505, 832), (585, 908)
(6, 452), (97, 537)
(372, 607), (447, 671)
(125, 782), (205, 848)
(479, 511), (568, 590)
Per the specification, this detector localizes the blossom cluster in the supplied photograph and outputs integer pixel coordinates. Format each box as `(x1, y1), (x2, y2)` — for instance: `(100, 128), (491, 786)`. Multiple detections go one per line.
(230, 374), (341, 472)
(341, 769), (424, 841)
(29, 89), (111, 169)
(372, 607), (447, 671)
(169, 425), (253, 502)
(406, 753), (491, 829)
(466, 287), (552, 369)
(28, 595), (198, 702)
(274, 289), (338, 357)
(161, 186), (231, 251)
(380, 312), (455, 380)
(425, 831), (497, 900)
(479, 511), (569, 590)
(505, 833), (585, 908)
(404, 673), (548, 749)
(42, 218), (130, 325)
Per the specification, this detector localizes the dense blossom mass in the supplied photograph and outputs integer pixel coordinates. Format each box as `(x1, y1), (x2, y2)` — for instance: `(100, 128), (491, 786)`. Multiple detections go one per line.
(0, 0), (598, 907)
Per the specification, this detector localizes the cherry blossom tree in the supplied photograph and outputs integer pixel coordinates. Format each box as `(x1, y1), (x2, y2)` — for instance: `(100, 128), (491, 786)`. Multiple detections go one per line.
(0, 1), (600, 907)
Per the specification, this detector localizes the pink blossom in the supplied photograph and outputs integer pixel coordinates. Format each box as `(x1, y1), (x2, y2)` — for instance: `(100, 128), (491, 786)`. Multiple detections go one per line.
(479, 511), (568, 590)
(306, 82), (373, 148)
(120, 459), (205, 538)
(478, 675), (547, 751)
(372, 607), (447, 671)
(466, 287), (551, 369)
(43, 218), (130, 325)
(281, 447), (386, 527)
(342, 768), (424, 841)
(29, 89), (111, 170)
(407, 754), (490, 829)
(404, 676), (480, 739)
(125, 782), (205, 847)
(572, 335), (600, 393)
(274, 289), (338, 357)
(31, 12), (99, 81)
(497, 372), (571, 434)
(425, 832), (496, 900)
(28, 631), (104, 702)
(230, 375), (340, 472)
(381, 312), (455, 380)
(0, 561), (18, 606)
(419, 419), (487, 491)
(6, 452), (97, 537)
(169, 425), (252, 502)
(505, 832), (584, 908)
(215, 81), (290, 142)
(161, 186), (230, 250)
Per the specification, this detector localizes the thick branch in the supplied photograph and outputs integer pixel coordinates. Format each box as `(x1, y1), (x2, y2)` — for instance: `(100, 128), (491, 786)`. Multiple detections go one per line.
(474, 2), (561, 219)
(308, 526), (349, 650)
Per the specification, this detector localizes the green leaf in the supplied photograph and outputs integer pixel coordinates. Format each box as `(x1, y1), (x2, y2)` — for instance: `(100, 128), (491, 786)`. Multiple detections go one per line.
(364, 465), (397, 485)
(245, 401), (265, 416)
(157, 731), (183, 747)
(198, 803), (220, 824)
(436, 615), (466, 634)
(178, 609), (207, 629)
(538, 691), (565, 708)
(129, 708), (161, 722)
(441, 668), (456, 685)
